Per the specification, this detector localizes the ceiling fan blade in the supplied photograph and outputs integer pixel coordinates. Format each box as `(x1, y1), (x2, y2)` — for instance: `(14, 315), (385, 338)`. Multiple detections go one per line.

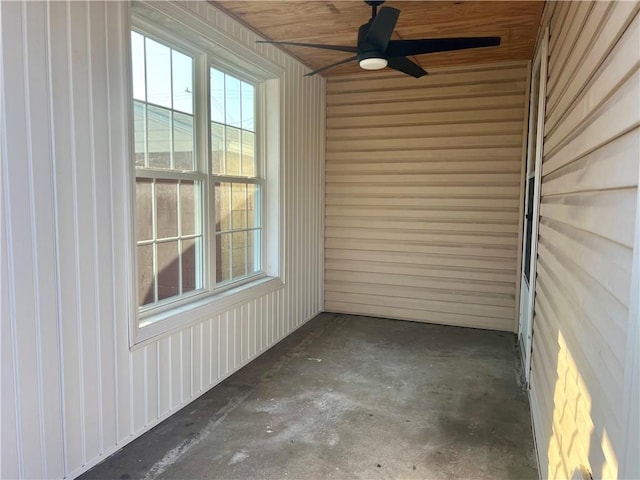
(304, 55), (358, 77)
(256, 40), (357, 53)
(388, 56), (428, 78)
(386, 37), (501, 58)
(365, 6), (400, 51)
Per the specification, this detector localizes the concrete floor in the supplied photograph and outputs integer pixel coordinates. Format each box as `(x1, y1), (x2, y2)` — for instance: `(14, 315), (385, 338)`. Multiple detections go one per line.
(81, 313), (537, 480)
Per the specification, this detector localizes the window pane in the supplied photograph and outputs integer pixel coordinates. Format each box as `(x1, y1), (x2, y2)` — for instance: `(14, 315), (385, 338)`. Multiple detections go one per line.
(216, 233), (232, 283)
(180, 181), (197, 236)
(247, 229), (260, 274)
(232, 231), (247, 279)
(138, 244), (155, 306)
(173, 111), (194, 170)
(210, 68), (225, 124)
(156, 179), (178, 239)
(225, 126), (241, 176)
(225, 75), (241, 128)
(247, 183), (259, 228)
(145, 37), (172, 108)
(232, 183), (247, 230)
(147, 105), (171, 169)
(133, 101), (146, 167)
(172, 50), (193, 114)
(241, 131), (255, 177)
(131, 32), (146, 101)
(157, 241), (179, 301)
(211, 122), (224, 174)
(241, 81), (254, 132)
(215, 182), (231, 232)
(182, 238), (197, 293)
(136, 178), (153, 241)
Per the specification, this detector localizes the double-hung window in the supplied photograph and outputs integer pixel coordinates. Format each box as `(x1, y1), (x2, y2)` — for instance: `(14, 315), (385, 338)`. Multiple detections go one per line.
(130, 22), (275, 335)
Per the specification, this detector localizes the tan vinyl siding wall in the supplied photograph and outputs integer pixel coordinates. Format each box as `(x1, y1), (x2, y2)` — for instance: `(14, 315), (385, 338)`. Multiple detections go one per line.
(529, 2), (639, 479)
(324, 63), (529, 332)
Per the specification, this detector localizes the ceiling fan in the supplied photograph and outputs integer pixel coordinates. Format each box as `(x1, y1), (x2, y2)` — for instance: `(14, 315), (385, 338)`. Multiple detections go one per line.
(256, 0), (501, 78)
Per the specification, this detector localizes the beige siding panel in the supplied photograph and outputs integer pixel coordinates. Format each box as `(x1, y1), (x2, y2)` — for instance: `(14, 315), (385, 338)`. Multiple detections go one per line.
(327, 108), (525, 129)
(325, 63), (528, 331)
(544, 19), (640, 154)
(539, 189), (636, 248)
(327, 160), (522, 175)
(543, 68), (640, 171)
(529, 3), (639, 480)
(1, 1), (324, 478)
(328, 81), (526, 106)
(326, 147), (523, 162)
(327, 64), (529, 93)
(327, 94), (525, 117)
(537, 219), (632, 307)
(541, 130), (639, 197)
(326, 184), (521, 198)
(325, 259), (516, 283)
(325, 237), (513, 258)
(325, 219), (519, 236)
(327, 121), (524, 140)
(546, 2), (639, 132)
(324, 270), (516, 296)
(325, 302), (513, 332)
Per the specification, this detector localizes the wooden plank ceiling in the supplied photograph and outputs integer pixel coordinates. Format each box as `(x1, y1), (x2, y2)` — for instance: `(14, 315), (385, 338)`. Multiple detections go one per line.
(212, 1), (544, 76)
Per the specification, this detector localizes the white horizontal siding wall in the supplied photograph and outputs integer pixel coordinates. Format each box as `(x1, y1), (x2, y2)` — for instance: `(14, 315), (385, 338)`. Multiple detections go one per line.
(0, 1), (324, 478)
(528, 1), (640, 479)
(324, 63), (529, 332)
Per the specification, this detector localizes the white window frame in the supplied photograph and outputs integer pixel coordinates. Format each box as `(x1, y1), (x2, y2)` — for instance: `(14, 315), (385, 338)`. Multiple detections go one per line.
(126, 1), (284, 347)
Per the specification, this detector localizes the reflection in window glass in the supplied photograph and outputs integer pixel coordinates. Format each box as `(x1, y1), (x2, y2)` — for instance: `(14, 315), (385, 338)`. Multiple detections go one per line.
(133, 101), (147, 166)
(182, 238), (197, 293)
(173, 111), (194, 170)
(210, 68), (256, 179)
(247, 229), (260, 275)
(225, 126), (241, 176)
(157, 241), (179, 300)
(216, 233), (232, 283)
(210, 68), (225, 124)
(138, 244), (154, 307)
(147, 105), (171, 169)
(131, 32), (146, 101)
(155, 180), (178, 239)
(232, 231), (246, 279)
(180, 181), (196, 235)
(232, 183), (247, 230)
(247, 184), (257, 228)
(225, 75), (241, 128)
(215, 182), (232, 232)
(172, 50), (193, 114)
(136, 178), (153, 241)
(145, 37), (172, 108)
(241, 131), (255, 177)
(214, 181), (260, 286)
(211, 122), (224, 174)
(241, 81), (254, 132)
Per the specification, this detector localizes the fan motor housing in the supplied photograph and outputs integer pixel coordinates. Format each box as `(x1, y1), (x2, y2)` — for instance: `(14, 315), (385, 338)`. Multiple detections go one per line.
(356, 21), (384, 61)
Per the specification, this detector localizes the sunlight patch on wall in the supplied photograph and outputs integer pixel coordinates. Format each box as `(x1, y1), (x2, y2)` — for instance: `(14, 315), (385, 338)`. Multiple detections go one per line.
(547, 331), (619, 479)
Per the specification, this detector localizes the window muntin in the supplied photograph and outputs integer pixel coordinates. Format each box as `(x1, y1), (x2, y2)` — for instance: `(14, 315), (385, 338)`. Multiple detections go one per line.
(131, 31), (264, 313)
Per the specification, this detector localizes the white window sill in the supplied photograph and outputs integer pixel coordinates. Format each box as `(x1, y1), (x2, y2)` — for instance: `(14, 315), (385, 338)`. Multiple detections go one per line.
(131, 276), (283, 348)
